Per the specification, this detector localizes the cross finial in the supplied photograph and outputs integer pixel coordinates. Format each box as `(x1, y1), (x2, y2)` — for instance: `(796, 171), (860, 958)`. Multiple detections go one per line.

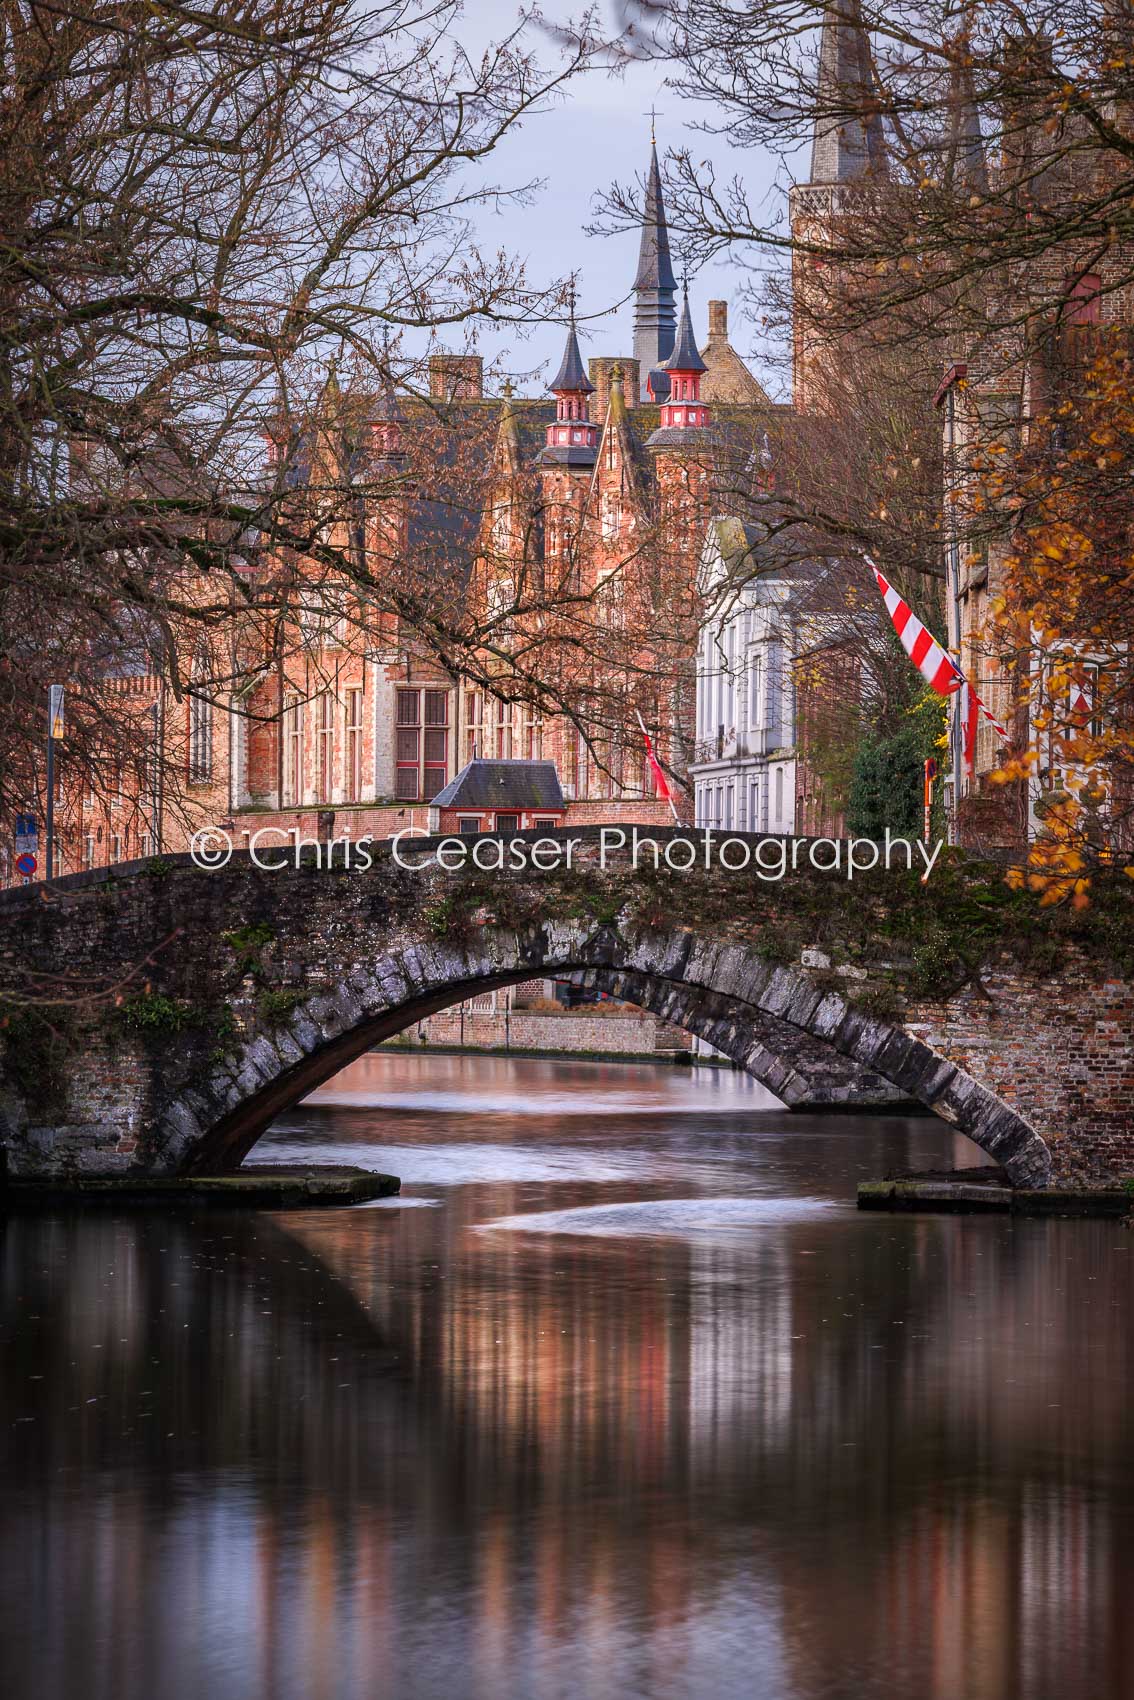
(644, 104), (661, 146)
(501, 378), (515, 400)
(567, 274), (577, 325)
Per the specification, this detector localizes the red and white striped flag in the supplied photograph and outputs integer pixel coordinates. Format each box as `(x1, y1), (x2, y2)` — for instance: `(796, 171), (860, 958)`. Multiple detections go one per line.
(866, 559), (1010, 755)
(870, 563), (964, 696)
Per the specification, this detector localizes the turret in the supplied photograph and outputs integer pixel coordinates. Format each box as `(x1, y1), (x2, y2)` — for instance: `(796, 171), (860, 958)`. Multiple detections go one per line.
(647, 287), (710, 444)
(541, 309), (598, 465)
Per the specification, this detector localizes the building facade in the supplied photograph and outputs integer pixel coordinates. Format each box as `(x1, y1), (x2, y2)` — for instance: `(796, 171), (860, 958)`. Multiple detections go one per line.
(26, 144), (771, 880)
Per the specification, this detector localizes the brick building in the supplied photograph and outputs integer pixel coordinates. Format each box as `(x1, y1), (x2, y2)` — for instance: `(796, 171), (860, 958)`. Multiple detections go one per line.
(38, 141), (774, 876)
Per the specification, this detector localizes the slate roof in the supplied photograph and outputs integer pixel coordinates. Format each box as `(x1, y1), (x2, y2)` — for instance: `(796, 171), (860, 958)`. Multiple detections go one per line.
(549, 325), (594, 393)
(661, 291), (708, 375)
(431, 759), (566, 812)
(810, 0), (887, 184)
(633, 144), (677, 295)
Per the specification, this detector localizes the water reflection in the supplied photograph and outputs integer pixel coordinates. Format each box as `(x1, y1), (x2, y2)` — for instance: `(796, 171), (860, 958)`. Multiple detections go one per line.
(2, 1055), (1133, 1700)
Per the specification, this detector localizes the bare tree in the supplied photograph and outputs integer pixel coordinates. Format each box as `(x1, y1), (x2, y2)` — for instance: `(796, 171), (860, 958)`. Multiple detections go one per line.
(0, 0), (606, 830)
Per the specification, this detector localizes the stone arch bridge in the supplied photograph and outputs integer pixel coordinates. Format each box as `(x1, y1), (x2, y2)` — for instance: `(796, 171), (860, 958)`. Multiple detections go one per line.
(2, 827), (1132, 1187)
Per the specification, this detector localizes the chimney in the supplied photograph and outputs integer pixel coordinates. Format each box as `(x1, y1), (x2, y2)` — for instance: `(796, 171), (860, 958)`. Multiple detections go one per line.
(429, 353), (484, 401)
(708, 300), (728, 340)
(588, 356), (640, 425)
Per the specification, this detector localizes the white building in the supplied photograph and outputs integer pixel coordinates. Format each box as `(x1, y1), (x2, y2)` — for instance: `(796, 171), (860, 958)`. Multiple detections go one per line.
(692, 517), (802, 834)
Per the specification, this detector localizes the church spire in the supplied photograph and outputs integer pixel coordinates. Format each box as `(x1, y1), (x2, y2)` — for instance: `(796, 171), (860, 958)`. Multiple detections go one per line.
(633, 139), (678, 399)
(809, 0), (887, 184)
(946, 56), (988, 195)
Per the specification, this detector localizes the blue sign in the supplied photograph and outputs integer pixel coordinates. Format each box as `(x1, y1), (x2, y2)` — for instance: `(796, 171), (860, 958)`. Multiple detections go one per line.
(15, 852), (37, 877)
(14, 813), (37, 854)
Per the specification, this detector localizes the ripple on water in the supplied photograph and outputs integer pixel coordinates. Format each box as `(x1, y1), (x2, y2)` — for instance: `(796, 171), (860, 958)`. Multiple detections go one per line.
(478, 1196), (842, 1240)
(258, 1139), (737, 1186)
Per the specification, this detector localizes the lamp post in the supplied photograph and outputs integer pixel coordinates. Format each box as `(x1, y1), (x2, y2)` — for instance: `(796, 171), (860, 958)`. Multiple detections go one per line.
(46, 685), (64, 879)
(934, 364), (969, 844)
(149, 692), (164, 855)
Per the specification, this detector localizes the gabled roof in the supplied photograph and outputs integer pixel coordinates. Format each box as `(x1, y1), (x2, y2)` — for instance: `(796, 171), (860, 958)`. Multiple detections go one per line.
(431, 759), (566, 811)
(700, 337), (772, 405)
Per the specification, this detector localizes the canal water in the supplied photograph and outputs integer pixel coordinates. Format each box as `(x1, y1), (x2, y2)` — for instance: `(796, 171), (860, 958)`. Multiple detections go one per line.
(3, 1054), (1133, 1700)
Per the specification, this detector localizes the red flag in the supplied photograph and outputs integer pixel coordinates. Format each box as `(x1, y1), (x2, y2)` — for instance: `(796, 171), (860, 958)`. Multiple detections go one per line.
(961, 681), (978, 773)
(635, 711), (680, 822)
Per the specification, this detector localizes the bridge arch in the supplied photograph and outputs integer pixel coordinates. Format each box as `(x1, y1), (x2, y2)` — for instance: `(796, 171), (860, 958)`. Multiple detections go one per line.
(160, 921), (1053, 1186)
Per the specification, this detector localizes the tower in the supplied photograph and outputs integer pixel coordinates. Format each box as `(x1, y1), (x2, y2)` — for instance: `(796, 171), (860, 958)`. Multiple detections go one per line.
(788, 0), (888, 410)
(646, 286), (713, 556)
(633, 139), (678, 400)
(808, 0), (886, 186)
(540, 309), (598, 581)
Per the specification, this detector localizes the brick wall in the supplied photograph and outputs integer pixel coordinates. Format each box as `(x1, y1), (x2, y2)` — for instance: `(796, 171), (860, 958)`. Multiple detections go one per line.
(906, 967), (1134, 1184)
(395, 1009), (691, 1056)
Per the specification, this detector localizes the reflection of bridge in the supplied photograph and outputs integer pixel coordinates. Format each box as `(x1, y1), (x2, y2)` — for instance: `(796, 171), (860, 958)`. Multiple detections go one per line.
(7, 1198), (1130, 1700)
(1, 827), (1131, 1184)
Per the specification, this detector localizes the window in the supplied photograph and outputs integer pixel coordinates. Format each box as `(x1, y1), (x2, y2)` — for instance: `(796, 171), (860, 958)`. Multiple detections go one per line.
(464, 691), (484, 765)
(564, 733), (581, 798)
(491, 501), (511, 554)
(423, 689), (448, 798)
(112, 833), (123, 862)
(774, 766), (785, 825)
(493, 697), (513, 761)
(283, 695), (303, 805)
(747, 649), (764, 731)
(458, 816), (481, 834)
(84, 835), (95, 869)
(495, 813), (519, 832)
(316, 692), (335, 801)
(396, 687), (449, 800)
(345, 687), (364, 800)
(141, 832), (153, 858)
(188, 652), (213, 782)
(522, 706), (541, 761)
(395, 689), (421, 800)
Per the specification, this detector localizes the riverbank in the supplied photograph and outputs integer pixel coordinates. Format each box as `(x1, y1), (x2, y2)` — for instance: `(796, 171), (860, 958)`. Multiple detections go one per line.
(1, 1164), (400, 1209)
(858, 1168), (1134, 1218)
(377, 1037), (704, 1066)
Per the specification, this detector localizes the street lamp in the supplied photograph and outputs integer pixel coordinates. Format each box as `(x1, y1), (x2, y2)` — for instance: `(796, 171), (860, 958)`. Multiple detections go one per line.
(46, 685), (64, 880)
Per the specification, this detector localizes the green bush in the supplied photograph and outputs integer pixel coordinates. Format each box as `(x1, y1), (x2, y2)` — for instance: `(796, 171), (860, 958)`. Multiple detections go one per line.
(847, 691), (948, 839)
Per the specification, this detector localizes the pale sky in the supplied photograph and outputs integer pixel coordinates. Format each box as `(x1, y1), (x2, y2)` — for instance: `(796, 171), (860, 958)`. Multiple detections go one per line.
(446, 0), (790, 396)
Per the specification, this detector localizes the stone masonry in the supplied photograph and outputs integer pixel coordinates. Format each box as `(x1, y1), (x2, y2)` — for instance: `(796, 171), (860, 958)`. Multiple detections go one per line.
(1, 827), (1131, 1186)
